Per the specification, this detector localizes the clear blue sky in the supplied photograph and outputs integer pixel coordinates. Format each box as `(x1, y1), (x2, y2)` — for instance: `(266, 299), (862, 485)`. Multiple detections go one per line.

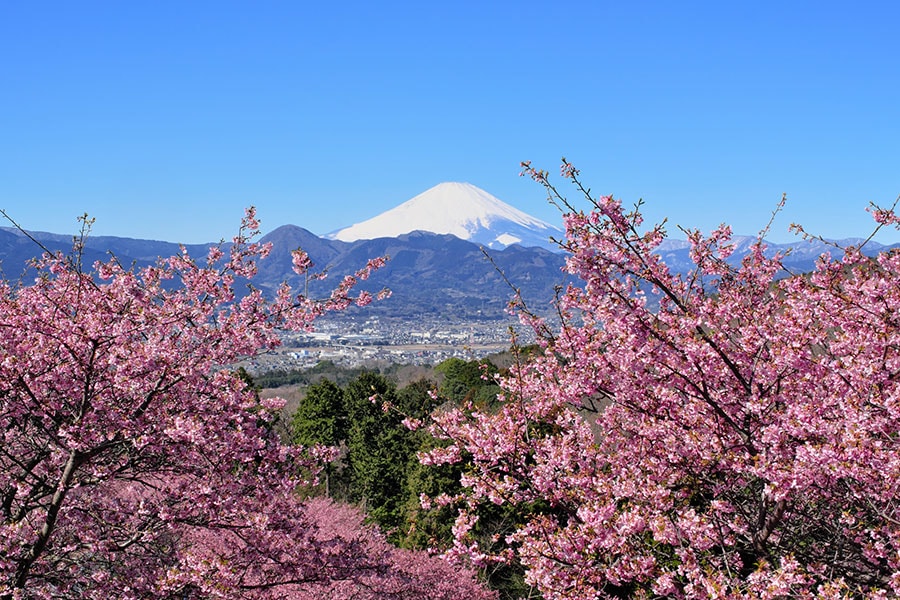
(1, 1), (898, 244)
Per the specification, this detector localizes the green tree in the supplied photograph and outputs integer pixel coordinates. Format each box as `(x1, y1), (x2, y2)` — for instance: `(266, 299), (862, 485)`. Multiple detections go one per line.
(435, 357), (501, 407)
(290, 379), (348, 498)
(290, 379), (347, 447)
(395, 377), (441, 418)
(345, 372), (414, 539)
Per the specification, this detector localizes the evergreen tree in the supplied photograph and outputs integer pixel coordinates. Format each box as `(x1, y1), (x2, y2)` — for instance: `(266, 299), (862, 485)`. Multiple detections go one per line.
(290, 379), (347, 448)
(290, 379), (348, 498)
(435, 357), (501, 406)
(345, 372), (414, 539)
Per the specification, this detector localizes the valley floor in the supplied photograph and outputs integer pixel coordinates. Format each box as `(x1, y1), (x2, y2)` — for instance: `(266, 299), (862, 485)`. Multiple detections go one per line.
(243, 315), (531, 372)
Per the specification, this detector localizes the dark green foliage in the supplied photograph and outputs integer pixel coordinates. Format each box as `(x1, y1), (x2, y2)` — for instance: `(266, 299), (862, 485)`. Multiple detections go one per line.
(254, 360), (372, 388)
(253, 367), (309, 388)
(288, 378), (351, 499)
(290, 379), (346, 447)
(434, 357), (500, 405)
(394, 377), (442, 419)
(344, 373), (416, 539)
(474, 502), (539, 600)
(400, 434), (462, 551)
(303, 360), (373, 386)
(253, 359), (425, 389)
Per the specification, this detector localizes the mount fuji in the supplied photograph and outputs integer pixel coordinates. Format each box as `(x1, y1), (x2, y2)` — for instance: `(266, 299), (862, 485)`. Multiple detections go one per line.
(327, 182), (562, 251)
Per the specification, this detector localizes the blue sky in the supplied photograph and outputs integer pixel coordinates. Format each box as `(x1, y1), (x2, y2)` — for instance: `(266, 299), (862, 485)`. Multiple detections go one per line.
(1, 2), (898, 244)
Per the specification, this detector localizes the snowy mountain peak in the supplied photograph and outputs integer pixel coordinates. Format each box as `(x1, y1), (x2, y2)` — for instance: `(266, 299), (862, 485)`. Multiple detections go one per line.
(328, 182), (561, 250)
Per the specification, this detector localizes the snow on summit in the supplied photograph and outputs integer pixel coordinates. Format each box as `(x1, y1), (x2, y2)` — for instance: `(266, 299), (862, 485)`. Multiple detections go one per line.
(328, 182), (561, 250)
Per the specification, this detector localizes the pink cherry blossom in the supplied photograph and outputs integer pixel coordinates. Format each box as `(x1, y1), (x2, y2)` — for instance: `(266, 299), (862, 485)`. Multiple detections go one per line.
(429, 162), (900, 598)
(0, 209), (491, 599)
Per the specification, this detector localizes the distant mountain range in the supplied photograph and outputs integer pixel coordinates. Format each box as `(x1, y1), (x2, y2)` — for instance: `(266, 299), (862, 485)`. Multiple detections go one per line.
(1, 183), (897, 320)
(0, 224), (570, 320)
(652, 235), (900, 276)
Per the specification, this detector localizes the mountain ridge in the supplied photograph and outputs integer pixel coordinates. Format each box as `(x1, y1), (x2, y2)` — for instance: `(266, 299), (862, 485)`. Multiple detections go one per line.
(2, 224), (898, 320)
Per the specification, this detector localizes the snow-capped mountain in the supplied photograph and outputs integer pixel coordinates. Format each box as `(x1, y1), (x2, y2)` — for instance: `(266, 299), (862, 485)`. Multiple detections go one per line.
(327, 182), (562, 250)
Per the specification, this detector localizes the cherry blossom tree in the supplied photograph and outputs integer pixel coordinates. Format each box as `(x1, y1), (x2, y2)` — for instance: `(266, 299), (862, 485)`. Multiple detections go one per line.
(426, 161), (900, 599)
(283, 498), (497, 600)
(0, 209), (493, 599)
